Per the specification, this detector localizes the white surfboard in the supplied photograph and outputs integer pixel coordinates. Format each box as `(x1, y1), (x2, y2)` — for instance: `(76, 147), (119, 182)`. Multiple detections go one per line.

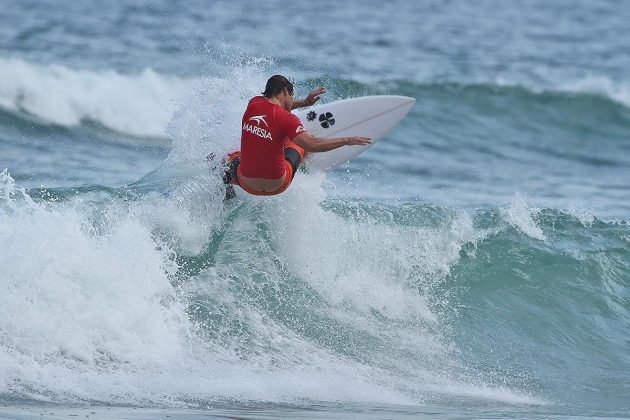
(294, 95), (415, 170)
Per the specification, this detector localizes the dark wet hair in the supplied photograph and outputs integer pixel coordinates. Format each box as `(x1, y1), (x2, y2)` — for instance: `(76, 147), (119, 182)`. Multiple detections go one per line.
(262, 75), (294, 98)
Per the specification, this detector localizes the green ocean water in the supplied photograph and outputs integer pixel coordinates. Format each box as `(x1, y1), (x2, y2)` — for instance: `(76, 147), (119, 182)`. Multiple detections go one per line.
(1, 0), (630, 417)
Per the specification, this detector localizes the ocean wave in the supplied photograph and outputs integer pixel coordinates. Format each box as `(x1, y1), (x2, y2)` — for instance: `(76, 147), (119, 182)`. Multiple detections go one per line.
(500, 194), (546, 241)
(2, 57), (629, 141)
(3, 166), (629, 408)
(493, 75), (630, 110)
(1, 168), (556, 407)
(374, 77), (630, 112)
(555, 76), (630, 109)
(0, 57), (198, 137)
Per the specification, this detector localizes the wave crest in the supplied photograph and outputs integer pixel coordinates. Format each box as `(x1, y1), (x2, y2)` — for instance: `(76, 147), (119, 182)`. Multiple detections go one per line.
(0, 57), (197, 137)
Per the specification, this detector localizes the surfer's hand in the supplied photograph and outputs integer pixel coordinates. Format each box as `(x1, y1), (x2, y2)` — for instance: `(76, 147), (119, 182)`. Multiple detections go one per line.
(304, 87), (326, 106)
(345, 136), (372, 146)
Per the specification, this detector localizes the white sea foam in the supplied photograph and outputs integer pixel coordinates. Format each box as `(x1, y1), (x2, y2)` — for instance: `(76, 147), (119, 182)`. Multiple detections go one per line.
(270, 176), (485, 324)
(494, 74), (630, 108)
(501, 194), (546, 241)
(566, 206), (596, 227)
(0, 167), (540, 407)
(0, 57), (198, 137)
(0, 172), (192, 398)
(558, 76), (630, 108)
(165, 63), (267, 163)
(0, 170), (416, 405)
(0, 57), (273, 143)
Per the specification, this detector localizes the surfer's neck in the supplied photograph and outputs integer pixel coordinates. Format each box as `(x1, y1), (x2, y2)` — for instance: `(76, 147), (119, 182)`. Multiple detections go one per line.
(267, 96), (283, 107)
(266, 91), (292, 111)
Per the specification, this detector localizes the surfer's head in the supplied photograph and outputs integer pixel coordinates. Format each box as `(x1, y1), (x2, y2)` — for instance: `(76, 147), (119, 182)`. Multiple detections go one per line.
(262, 75), (294, 99)
(263, 75), (294, 111)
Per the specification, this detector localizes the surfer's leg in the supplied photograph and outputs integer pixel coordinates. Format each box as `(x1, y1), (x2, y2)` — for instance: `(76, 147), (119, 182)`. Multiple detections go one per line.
(223, 152), (241, 184)
(284, 142), (305, 180)
(223, 158), (240, 185)
(224, 184), (236, 200)
(223, 152), (241, 200)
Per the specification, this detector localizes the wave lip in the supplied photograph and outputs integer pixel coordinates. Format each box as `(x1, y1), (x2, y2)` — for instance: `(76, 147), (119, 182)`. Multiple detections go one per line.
(0, 57), (197, 137)
(556, 75), (630, 109)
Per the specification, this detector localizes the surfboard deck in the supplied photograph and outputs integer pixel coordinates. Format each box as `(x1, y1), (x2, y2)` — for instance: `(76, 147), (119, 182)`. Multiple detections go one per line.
(294, 95), (416, 170)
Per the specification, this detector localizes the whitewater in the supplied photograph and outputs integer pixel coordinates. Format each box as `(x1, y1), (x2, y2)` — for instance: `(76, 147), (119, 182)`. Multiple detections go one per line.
(1, 0), (629, 418)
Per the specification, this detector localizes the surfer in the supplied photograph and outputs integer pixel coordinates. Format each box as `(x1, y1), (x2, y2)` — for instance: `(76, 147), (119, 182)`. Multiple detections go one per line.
(223, 75), (371, 198)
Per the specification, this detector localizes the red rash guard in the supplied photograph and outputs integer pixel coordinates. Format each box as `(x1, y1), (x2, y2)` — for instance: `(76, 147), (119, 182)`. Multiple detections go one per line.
(239, 96), (306, 179)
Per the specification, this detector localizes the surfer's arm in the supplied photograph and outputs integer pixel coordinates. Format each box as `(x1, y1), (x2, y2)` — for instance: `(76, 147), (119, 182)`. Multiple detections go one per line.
(293, 132), (371, 153)
(291, 87), (326, 109)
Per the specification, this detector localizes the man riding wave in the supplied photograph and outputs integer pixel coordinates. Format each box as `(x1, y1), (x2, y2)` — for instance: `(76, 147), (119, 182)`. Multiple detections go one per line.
(224, 75), (371, 197)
